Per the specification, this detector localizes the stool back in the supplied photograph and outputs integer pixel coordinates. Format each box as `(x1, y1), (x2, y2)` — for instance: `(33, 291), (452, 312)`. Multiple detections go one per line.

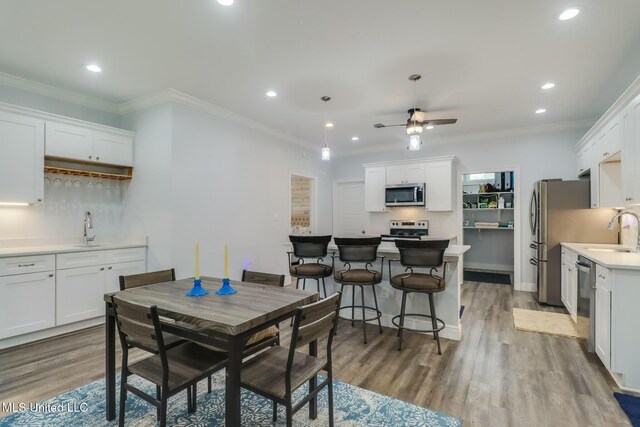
(289, 235), (332, 258)
(395, 239), (449, 268)
(334, 237), (381, 263)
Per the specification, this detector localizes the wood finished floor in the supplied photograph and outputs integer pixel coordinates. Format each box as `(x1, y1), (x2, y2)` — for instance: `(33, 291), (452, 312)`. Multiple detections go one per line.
(0, 282), (631, 426)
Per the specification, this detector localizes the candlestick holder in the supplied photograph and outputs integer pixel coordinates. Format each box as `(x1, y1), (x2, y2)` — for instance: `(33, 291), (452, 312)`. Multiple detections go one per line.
(186, 278), (209, 297)
(216, 278), (237, 295)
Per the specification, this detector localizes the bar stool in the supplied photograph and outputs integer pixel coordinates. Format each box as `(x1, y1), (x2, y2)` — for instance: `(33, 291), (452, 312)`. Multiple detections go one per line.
(389, 239), (449, 354)
(333, 237), (384, 344)
(287, 235), (333, 298)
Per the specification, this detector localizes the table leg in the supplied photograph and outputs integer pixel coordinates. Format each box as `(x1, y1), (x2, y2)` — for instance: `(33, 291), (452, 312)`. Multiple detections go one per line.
(226, 336), (243, 426)
(309, 339), (318, 419)
(105, 303), (116, 421)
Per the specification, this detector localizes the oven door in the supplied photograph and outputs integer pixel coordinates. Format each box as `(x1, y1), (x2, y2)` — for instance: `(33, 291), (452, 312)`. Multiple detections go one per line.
(385, 184), (424, 206)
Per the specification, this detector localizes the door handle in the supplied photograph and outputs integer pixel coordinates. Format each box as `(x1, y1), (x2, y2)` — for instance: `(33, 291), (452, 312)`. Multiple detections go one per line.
(530, 243), (538, 249)
(530, 258), (539, 266)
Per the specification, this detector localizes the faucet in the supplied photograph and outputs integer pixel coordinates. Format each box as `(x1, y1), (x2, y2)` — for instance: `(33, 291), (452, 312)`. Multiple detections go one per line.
(83, 211), (95, 246)
(608, 210), (640, 252)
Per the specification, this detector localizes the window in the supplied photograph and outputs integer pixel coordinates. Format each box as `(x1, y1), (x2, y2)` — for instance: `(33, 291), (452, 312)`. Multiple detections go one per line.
(467, 173), (495, 182)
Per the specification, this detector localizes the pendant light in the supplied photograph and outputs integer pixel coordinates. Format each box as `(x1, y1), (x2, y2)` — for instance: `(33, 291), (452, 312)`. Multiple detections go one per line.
(321, 96), (331, 161)
(406, 74), (422, 151)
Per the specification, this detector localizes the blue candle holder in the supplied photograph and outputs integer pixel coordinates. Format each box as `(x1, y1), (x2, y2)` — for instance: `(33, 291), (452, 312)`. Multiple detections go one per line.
(216, 278), (237, 295)
(186, 279), (209, 297)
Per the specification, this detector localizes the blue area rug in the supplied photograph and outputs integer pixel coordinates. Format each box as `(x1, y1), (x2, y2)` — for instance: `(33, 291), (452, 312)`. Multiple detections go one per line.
(614, 392), (640, 426)
(0, 371), (462, 426)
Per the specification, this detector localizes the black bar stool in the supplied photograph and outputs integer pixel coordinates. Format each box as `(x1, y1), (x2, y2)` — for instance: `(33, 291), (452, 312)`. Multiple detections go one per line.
(287, 235), (333, 298)
(389, 239), (449, 354)
(333, 237), (384, 344)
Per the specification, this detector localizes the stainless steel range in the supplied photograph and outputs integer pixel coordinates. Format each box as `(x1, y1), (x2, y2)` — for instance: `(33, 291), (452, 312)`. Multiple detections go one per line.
(380, 220), (429, 242)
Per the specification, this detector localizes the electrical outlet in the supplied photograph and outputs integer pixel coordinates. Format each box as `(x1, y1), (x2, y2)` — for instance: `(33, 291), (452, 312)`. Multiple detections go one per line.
(381, 288), (390, 298)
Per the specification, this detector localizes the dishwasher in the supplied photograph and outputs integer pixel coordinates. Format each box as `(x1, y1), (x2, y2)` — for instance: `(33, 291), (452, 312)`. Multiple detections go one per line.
(576, 256), (596, 352)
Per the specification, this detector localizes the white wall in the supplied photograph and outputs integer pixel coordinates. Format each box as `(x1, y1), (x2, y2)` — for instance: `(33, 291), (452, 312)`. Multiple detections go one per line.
(332, 127), (588, 288)
(122, 101), (333, 281)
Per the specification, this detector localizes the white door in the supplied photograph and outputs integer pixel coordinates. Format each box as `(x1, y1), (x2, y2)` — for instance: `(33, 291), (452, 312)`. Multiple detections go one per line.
(333, 181), (366, 237)
(0, 111), (44, 204)
(93, 131), (134, 166)
(0, 271), (55, 338)
(56, 266), (106, 325)
(105, 261), (146, 293)
(45, 121), (93, 161)
(595, 285), (611, 369)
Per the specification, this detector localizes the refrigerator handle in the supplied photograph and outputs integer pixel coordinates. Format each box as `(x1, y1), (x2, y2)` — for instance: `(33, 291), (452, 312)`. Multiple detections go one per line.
(530, 243), (538, 249)
(530, 258), (539, 266)
(529, 189), (538, 236)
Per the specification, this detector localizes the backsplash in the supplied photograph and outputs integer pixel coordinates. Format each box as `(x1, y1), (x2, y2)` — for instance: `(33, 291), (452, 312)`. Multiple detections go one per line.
(0, 174), (127, 240)
(620, 205), (640, 247)
(366, 207), (458, 238)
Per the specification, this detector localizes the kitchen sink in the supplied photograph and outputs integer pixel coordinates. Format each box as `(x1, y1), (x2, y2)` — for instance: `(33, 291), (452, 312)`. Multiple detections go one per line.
(586, 247), (633, 253)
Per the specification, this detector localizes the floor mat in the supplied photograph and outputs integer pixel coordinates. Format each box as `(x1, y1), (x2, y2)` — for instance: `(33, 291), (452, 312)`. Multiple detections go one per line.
(464, 270), (511, 284)
(614, 392), (640, 426)
(512, 308), (587, 339)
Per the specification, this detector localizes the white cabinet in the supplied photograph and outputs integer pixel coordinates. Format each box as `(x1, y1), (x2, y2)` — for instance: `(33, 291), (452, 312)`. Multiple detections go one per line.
(0, 110), (44, 204)
(105, 260), (146, 293)
(45, 121), (134, 167)
(425, 158), (454, 211)
(365, 166), (387, 212)
(0, 271), (55, 339)
(576, 150), (586, 176)
(595, 272), (612, 370)
(561, 249), (578, 321)
(607, 118), (622, 158)
(621, 100), (640, 205)
(56, 265), (106, 325)
(386, 163), (425, 185)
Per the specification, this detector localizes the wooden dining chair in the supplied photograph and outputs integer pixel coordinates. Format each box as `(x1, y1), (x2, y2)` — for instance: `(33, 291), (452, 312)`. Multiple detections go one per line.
(240, 292), (341, 427)
(241, 269), (286, 345)
(111, 295), (227, 427)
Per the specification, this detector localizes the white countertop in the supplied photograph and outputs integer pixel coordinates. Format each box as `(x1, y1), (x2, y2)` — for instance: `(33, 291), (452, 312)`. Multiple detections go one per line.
(561, 242), (640, 270)
(0, 242), (147, 258)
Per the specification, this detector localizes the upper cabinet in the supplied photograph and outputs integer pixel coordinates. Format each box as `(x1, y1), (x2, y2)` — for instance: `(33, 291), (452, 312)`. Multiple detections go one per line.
(386, 163), (426, 185)
(425, 158), (455, 211)
(621, 100), (640, 205)
(0, 110), (44, 204)
(46, 121), (134, 167)
(364, 166), (387, 212)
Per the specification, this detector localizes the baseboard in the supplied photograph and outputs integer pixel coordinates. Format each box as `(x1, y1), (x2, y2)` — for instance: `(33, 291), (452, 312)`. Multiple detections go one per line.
(0, 317), (104, 349)
(518, 282), (537, 292)
(464, 262), (514, 272)
(375, 313), (461, 341)
(611, 371), (640, 394)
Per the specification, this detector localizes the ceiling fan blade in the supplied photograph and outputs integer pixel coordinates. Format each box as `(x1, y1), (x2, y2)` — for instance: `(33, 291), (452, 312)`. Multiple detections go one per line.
(373, 123), (405, 128)
(424, 118), (458, 126)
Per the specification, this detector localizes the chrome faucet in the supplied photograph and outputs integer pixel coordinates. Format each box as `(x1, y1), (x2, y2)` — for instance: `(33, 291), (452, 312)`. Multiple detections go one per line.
(83, 211), (95, 246)
(608, 210), (640, 252)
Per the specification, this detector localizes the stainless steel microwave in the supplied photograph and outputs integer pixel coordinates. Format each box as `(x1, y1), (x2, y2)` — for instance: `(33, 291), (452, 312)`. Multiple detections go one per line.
(385, 183), (425, 206)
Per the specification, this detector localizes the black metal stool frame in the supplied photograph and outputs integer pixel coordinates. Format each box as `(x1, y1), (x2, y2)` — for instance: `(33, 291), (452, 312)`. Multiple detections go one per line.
(287, 235), (334, 299)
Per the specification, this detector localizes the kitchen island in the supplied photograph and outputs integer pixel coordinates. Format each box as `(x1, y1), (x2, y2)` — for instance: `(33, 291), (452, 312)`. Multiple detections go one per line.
(328, 241), (470, 341)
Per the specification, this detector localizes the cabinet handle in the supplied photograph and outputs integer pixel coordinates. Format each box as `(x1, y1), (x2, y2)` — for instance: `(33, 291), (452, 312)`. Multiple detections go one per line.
(108, 266), (112, 270)
(48, 273), (54, 277)
(18, 263), (35, 267)
(100, 267), (105, 271)
(96, 156), (100, 161)
(88, 155), (92, 160)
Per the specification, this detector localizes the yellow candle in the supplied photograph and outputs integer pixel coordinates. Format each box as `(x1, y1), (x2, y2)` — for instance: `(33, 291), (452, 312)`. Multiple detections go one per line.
(195, 243), (200, 280)
(224, 244), (229, 278)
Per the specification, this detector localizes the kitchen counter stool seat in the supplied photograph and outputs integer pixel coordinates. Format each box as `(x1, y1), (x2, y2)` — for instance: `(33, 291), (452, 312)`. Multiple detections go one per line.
(288, 235), (334, 299)
(289, 263), (332, 277)
(333, 237), (384, 344)
(389, 239), (449, 354)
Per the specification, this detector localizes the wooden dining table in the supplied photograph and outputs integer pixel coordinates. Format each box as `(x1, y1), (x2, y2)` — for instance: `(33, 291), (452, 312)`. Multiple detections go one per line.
(104, 276), (318, 426)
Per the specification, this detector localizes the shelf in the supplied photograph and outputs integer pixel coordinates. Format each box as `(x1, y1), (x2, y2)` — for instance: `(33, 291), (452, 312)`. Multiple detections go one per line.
(44, 165), (132, 181)
(463, 226), (514, 230)
(463, 191), (515, 196)
(463, 208), (514, 211)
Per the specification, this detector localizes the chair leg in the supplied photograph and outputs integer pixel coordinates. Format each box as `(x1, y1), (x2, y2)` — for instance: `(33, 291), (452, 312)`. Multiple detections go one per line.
(360, 285), (367, 344)
(295, 277), (299, 290)
(322, 276), (328, 298)
(334, 284), (344, 336)
(351, 285), (355, 327)
(192, 382), (198, 412)
(159, 390), (168, 427)
(303, 278), (306, 290)
(272, 400), (278, 422)
(398, 291), (408, 351)
(286, 403), (293, 427)
(187, 386), (193, 413)
(118, 374), (127, 427)
(208, 375), (212, 394)
(315, 278), (321, 298)
(328, 373), (335, 427)
(371, 285), (383, 333)
(156, 385), (161, 419)
(429, 293), (442, 355)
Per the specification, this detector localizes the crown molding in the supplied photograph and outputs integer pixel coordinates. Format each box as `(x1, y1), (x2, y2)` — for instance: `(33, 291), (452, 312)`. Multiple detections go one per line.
(362, 155), (456, 168)
(118, 88), (319, 152)
(0, 71), (121, 114)
(337, 118), (595, 158)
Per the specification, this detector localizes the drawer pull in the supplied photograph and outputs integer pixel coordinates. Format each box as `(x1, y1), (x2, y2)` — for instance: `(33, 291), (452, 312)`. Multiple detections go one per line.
(100, 267), (105, 271)
(108, 266), (112, 270)
(48, 273), (54, 277)
(18, 263), (35, 267)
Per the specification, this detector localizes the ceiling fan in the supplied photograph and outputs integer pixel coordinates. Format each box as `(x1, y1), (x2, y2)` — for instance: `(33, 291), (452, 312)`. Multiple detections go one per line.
(373, 74), (458, 134)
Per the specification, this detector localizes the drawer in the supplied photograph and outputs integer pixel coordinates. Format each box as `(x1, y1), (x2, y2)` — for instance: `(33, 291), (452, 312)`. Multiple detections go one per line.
(595, 264), (612, 291)
(106, 247), (146, 264)
(57, 251), (106, 270)
(0, 254), (55, 276)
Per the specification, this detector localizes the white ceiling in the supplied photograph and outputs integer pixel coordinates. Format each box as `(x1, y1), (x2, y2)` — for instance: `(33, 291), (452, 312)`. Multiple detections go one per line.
(1, 0), (640, 154)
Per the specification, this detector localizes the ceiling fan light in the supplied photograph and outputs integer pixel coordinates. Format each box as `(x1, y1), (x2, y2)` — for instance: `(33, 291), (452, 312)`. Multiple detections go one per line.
(406, 121), (423, 135)
(408, 134), (421, 151)
(321, 145), (331, 161)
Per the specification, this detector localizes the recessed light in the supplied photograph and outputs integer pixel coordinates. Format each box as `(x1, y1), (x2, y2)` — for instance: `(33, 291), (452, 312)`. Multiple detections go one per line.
(559, 8), (580, 21)
(536, 108), (547, 114)
(351, 136), (359, 141)
(325, 122), (334, 128)
(541, 82), (555, 90)
(266, 90), (277, 97)
(425, 125), (435, 130)
(217, 0), (234, 5)
(86, 64), (102, 73)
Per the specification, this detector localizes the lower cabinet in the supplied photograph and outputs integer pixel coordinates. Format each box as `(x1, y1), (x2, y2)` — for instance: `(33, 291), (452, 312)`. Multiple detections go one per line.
(56, 265), (106, 325)
(595, 285), (611, 369)
(0, 271), (55, 339)
(105, 260), (146, 293)
(560, 248), (578, 320)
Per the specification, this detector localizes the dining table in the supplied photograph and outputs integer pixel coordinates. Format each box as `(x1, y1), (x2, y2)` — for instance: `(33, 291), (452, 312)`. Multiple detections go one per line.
(104, 276), (318, 426)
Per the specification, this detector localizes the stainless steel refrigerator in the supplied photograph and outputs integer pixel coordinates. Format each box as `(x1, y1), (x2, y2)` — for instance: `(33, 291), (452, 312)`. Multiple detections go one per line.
(529, 179), (617, 305)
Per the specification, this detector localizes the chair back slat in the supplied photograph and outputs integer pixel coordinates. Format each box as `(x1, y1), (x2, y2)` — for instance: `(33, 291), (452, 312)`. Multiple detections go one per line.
(298, 292), (341, 327)
(119, 269), (175, 291)
(295, 313), (336, 348)
(112, 296), (161, 352)
(289, 235), (332, 258)
(242, 270), (285, 287)
(334, 237), (381, 263)
(395, 240), (449, 268)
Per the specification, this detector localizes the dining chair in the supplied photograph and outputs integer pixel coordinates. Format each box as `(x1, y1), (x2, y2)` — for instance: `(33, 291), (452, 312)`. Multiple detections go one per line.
(287, 235), (334, 299)
(110, 295), (227, 427)
(242, 269), (285, 345)
(240, 292), (341, 427)
(388, 239), (449, 354)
